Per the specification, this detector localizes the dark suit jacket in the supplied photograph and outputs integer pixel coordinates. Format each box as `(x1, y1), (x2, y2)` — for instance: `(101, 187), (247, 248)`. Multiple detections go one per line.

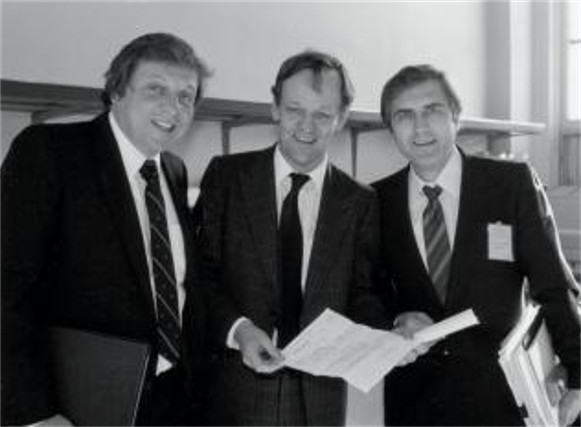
(373, 152), (580, 426)
(196, 146), (386, 426)
(1, 113), (206, 425)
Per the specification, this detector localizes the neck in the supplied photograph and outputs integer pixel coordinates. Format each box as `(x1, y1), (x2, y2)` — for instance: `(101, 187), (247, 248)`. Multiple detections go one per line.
(280, 150), (324, 174)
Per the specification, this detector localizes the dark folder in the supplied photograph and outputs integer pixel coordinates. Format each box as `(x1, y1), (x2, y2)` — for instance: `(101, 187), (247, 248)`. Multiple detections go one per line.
(49, 327), (151, 426)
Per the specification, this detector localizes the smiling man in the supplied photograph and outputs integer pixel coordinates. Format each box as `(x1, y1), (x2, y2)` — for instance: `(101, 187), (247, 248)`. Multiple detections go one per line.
(373, 64), (581, 426)
(1, 33), (211, 426)
(196, 50), (386, 426)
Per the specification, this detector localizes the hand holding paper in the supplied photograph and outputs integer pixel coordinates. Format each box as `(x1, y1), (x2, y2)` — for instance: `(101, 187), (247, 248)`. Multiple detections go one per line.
(281, 308), (479, 392)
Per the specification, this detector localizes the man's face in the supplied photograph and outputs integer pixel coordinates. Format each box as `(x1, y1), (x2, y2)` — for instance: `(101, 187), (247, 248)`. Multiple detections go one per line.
(271, 68), (347, 173)
(389, 80), (459, 181)
(111, 60), (199, 157)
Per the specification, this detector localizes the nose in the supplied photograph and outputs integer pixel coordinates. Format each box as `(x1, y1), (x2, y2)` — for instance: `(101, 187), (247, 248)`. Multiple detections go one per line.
(298, 115), (316, 134)
(414, 110), (430, 131)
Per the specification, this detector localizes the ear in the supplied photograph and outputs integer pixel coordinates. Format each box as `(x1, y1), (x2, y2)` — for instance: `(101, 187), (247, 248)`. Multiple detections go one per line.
(110, 92), (120, 106)
(271, 102), (281, 122)
(336, 109), (350, 129)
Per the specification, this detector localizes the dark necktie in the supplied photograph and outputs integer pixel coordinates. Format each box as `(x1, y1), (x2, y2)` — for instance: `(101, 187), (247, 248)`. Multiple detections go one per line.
(423, 185), (451, 303)
(279, 173), (310, 347)
(140, 160), (180, 364)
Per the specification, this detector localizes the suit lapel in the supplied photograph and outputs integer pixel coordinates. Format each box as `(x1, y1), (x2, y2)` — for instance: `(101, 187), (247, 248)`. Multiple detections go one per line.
(303, 165), (354, 302)
(91, 114), (155, 318)
(446, 154), (478, 307)
(239, 148), (279, 287)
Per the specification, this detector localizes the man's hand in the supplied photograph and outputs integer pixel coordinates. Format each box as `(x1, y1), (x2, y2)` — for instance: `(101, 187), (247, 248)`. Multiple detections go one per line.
(558, 389), (581, 426)
(392, 311), (435, 366)
(31, 414), (74, 426)
(234, 320), (284, 374)
(546, 364), (581, 426)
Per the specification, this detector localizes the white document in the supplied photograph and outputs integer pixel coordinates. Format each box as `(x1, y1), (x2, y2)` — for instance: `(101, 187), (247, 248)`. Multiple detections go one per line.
(282, 308), (479, 393)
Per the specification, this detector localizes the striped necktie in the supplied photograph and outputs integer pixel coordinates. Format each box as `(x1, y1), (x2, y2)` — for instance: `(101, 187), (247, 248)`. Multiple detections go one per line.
(140, 160), (180, 364)
(423, 185), (451, 303)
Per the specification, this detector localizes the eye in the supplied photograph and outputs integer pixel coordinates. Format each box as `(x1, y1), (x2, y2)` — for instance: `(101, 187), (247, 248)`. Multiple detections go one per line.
(314, 112), (332, 122)
(143, 83), (165, 96)
(285, 106), (300, 114)
(177, 91), (196, 108)
(392, 110), (414, 125)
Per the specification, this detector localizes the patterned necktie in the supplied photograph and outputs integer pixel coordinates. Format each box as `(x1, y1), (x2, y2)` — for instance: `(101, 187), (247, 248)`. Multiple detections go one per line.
(279, 173), (310, 347)
(140, 160), (180, 364)
(423, 185), (451, 303)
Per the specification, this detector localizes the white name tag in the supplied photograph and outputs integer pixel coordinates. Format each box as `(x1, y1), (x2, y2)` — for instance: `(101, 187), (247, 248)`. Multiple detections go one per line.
(488, 222), (514, 262)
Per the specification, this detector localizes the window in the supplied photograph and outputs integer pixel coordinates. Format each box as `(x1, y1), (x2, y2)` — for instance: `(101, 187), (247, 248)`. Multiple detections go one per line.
(565, 1), (580, 121)
(559, 0), (580, 186)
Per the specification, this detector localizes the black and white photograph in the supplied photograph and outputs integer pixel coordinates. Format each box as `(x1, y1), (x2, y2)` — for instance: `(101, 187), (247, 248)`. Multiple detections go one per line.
(1, 1), (580, 426)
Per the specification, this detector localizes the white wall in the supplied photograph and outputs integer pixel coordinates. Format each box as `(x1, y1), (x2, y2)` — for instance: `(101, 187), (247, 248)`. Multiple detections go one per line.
(1, 1), (487, 115)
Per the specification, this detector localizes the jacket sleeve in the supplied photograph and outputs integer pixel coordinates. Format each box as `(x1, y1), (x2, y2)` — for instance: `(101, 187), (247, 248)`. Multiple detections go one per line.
(515, 163), (581, 389)
(1, 125), (61, 425)
(196, 156), (243, 348)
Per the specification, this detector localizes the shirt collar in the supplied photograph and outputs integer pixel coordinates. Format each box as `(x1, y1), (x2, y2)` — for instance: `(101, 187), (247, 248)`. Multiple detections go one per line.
(409, 145), (462, 200)
(274, 144), (328, 190)
(109, 112), (161, 179)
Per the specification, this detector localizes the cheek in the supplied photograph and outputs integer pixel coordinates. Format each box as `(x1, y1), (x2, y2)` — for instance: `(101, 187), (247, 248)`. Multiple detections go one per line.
(393, 129), (412, 146)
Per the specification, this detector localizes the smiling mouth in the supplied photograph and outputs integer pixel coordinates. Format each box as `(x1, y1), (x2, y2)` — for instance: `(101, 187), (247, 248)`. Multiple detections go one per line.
(413, 139), (436, 147)
(294, 134), (317, 144)
(152, 118), (177, 133)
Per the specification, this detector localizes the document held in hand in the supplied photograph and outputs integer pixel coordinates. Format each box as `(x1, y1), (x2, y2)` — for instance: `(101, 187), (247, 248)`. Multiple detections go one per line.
(498, 304), (560, 426)
(281, 308), (479, 392)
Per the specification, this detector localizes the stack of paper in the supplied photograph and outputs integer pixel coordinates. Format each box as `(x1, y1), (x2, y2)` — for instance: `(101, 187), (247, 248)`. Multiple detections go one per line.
(282, 308), (479, 393)
(498, 304), (560, 426)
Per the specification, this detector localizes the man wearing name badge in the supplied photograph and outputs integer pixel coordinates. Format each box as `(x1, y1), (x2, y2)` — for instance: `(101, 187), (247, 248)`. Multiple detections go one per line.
(1, 33), (211, 426)
(372, 64), (581, 426)
(196, 50), (387, 426)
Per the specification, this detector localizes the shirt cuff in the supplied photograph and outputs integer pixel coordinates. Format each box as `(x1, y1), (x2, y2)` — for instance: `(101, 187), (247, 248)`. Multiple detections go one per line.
(226, 317), (249, 350)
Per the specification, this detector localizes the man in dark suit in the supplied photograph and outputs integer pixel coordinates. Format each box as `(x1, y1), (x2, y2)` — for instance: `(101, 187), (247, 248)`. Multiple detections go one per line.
(373, 64), (581, 426)
(196, 50), (386, 426)
(1, 33), (211, 426)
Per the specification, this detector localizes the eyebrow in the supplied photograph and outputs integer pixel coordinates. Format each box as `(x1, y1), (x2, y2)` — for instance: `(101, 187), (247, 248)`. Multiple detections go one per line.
(393, 101), (447, 114)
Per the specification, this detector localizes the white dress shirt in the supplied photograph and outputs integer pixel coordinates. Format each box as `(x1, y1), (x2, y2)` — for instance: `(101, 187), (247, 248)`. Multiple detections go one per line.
(109, 113), (186, 374)
(408, 146), (462, 268)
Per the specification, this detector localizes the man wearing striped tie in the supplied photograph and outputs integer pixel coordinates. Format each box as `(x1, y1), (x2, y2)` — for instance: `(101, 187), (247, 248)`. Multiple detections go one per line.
(372, 65), (580, 426)
(2, 33), (211, 426)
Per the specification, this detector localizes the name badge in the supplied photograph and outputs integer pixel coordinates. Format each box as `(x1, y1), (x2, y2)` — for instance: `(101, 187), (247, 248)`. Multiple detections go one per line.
(488, 222), (514, 262)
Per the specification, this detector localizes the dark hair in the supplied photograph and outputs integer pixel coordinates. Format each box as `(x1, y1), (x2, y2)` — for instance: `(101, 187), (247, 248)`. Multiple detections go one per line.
(101, 32), (211, 107)
(271, 50), (354, 110)
(380, 64), (462, 131)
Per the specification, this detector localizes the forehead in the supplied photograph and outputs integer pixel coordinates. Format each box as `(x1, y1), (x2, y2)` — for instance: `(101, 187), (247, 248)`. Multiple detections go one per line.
(131, 60), (199, 86)
(392, 79), (448, 110)
(279, 68), (342, 107)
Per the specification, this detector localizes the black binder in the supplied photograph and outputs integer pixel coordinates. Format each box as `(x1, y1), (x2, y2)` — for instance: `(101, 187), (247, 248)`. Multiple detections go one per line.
(49, 327), (151, 426)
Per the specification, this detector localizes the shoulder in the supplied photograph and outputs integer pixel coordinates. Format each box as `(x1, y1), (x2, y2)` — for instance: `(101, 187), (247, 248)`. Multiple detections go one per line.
(326, 164), (378, 206)
(464, 154), (533, 186)
(203, 146), (273, 177)
(4, 116), (102, 168)
(371, 166), (409, 195)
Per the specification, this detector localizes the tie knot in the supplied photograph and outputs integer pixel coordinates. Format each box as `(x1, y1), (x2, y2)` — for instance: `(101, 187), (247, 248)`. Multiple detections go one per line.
(423, 185), (443, 202)
(140, 160), (159, 183)
(290, 173), (310, 192)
